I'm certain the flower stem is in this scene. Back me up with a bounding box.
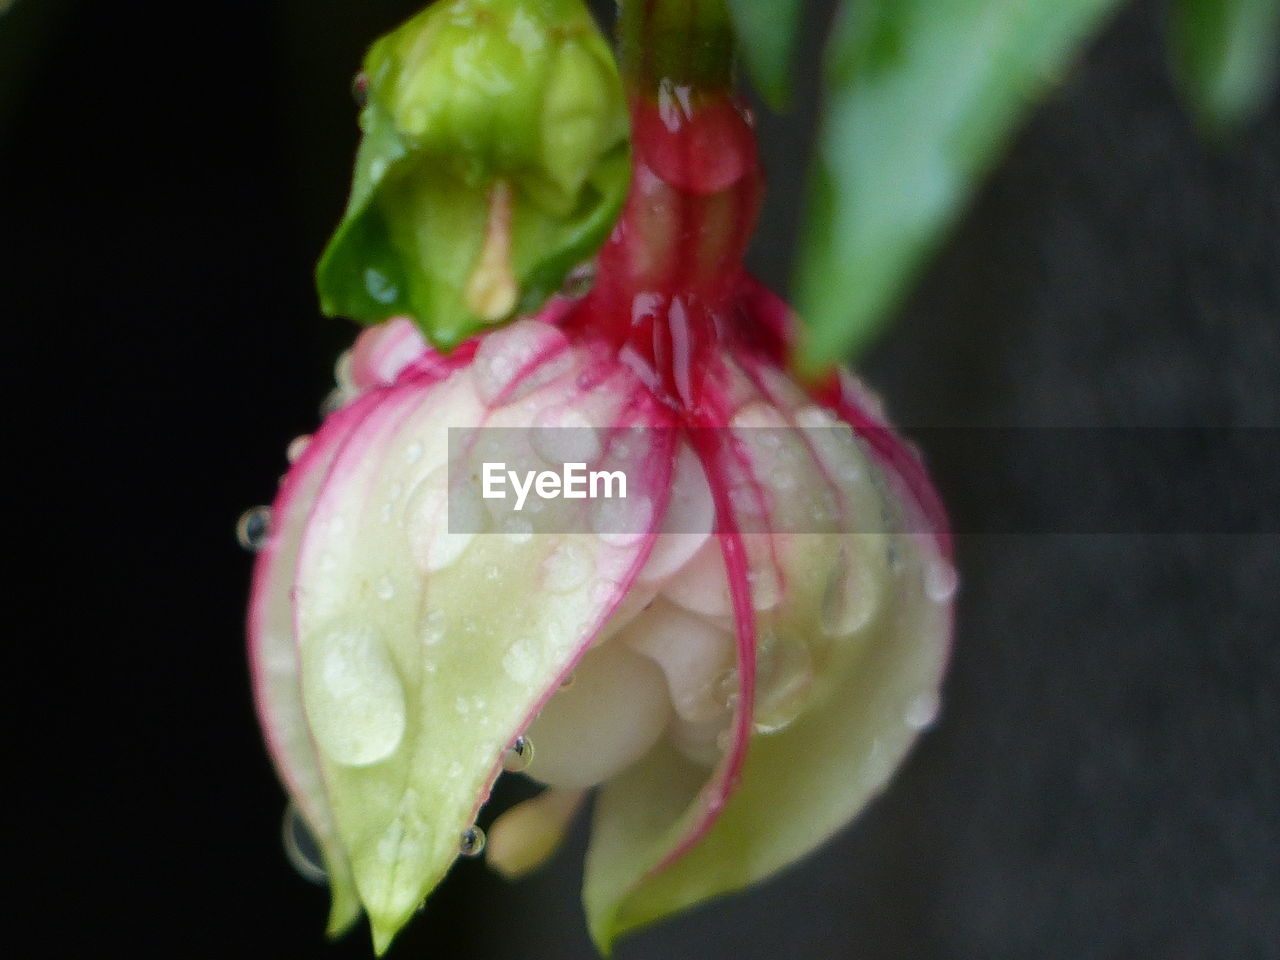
[617,0,736,97]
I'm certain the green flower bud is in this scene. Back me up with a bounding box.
[317,0,630,349]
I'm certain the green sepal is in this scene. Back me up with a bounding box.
[316,0,630,350]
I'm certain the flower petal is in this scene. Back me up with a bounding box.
[583,360,953,951]
[291,338,675,951]
[248,393,385,935]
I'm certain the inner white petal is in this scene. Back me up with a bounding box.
[620,598,734,723]
[525,641,671,789]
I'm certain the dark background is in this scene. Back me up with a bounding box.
[3,0,1277,958]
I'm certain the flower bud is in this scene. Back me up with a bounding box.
[316,0,630,349]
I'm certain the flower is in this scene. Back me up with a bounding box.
[246,18,954,956]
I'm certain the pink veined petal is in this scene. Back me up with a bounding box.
[830,379,953,559]
[348,317,431,391]
[289,329,680,948]
[584,340,954,952]
[247,388,388,934]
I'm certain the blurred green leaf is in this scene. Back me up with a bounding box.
[793,0,1121,372]
[1170,0,1280,134]
[725,0,804,106]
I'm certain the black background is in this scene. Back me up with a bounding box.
[3,1,1277,958]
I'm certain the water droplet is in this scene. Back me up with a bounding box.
[404,441,423,464]
[459,826,486,858]
[592,494,653,548]
[559,672,576,690]
[471,320,573,405]
[281,803,327,886]
[236,506,271,551]
[301,618,406,766]
[501,735,534,773]
[503,639,539,683]
[821,544,879,637]
[714,667,739,710]
[904,691,941,731]
[351,71,369,107]
[560,262,596,298]
[319,387,345,418]
[752,629,814,734]
[500,515,534,543]
[407,467,481,572]
[286,435,312,464]
[375,576,395,601]
[334,350,354,390]
[543,541,593,593]
[419,611,445,650]
[923,557,959,604]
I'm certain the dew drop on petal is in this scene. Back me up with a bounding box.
[923,556,959,604]
[334,350,354,390]
[319,387,345,418]
[531,407,601,463]
[501,735,534,773]
[407,467,480,572]
[236,506,271,552]
[500,515,534,543]
[281,803,327,886]
[560,261,596,299]
[286,435,312,464]
[302,619,406,766]
[753,629,815,734]
[471,321,573,406]
[904,691,941,731]
[543,541,594,593]
[420,610,446,650]
[459,826,486,858]
[821,543,880,637]
[592,494,652,548]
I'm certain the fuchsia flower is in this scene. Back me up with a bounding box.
[246,2,954,953]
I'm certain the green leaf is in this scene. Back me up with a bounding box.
[1170,0,1280,134]
[725,0,805,107]
[793,0,1121,372]
[316,0,630,350]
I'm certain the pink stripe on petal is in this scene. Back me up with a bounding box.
[247,389,387,855]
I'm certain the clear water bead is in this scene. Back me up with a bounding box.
[319,387,346,418]
[923,557,959,604]
[281,804,327,885]
[236,506,271,552]
[285,434,311,464]
[501,735,534,773]
[904,691,941,731]
[561,262,596,298]
[459,826,487,858]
